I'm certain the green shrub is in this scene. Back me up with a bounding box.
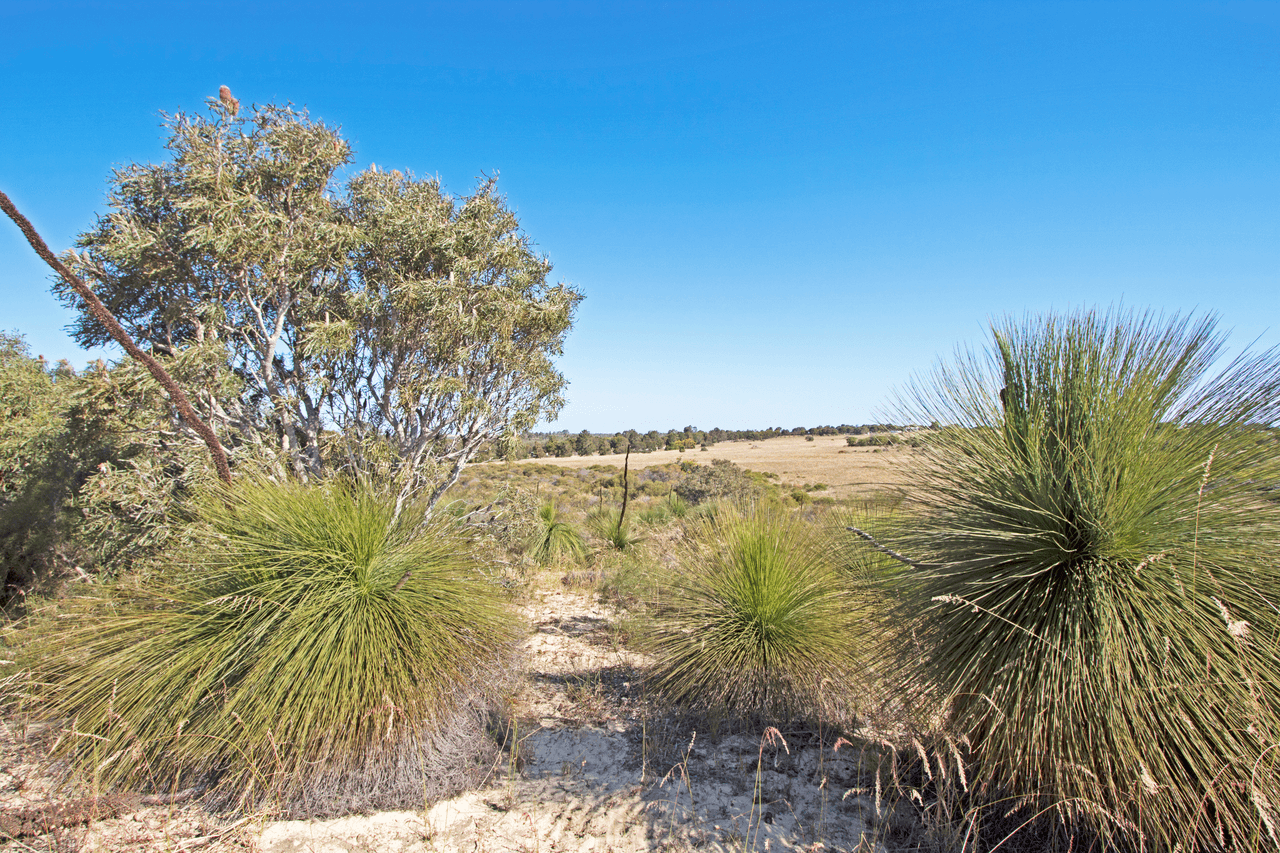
[525,501,588,565]
[24,479,518,816]
[0,335,80,600]
[645,506,864,722]
[635,479,672,498]
[636,493,692,528]
[846,433,898,447]
[889,308,1280,850]
[675,458,761,505]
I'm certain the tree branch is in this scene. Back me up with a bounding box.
[1,189,233,486]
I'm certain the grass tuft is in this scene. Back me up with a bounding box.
[23,478,518,816]
[525,501,588,565]
[644,505,866,723]
[587,507,641,551]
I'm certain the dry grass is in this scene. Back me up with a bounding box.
[492,435,915,500]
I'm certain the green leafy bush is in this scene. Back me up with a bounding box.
[675,458,762,505]
[0,334,79,599]
[25,479,518,816]
[889,309,1280,850]
[645,506,864,722]
[789,488,812,505]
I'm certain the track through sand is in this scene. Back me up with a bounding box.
[254,590,895,853]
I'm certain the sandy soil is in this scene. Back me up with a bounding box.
[254,590,899,853]
[2,587,906,852]
[501,436,916,501]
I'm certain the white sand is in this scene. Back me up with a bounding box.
[253,590,897,853]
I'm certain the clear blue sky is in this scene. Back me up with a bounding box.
[3,1,1277,432]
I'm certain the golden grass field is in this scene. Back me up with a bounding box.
[504,434,914,500]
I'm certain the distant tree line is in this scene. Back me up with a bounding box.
[500,423,915,459]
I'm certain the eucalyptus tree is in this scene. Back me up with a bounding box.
[336,168,580,510]
[59,96,580,512]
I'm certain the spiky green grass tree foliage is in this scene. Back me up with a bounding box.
[890,308,1280,851]
[587,507,641,551]
[526,501,588,565]
[646,506,866,722]
[637,494,690,528]
[26,480,518,816]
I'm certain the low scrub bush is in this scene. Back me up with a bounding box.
[846,433,900,447]
[645,506,865,723]
[525,501,588,565]
[638,494,692,527]
[23,479,519,816]
[674,458,762,506]
[888,308,1280,850]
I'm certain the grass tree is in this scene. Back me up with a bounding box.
[526,501,588,565]
[646,506,866,723]
[587,507,642,551]
[24,479,518,816]
[887,308,1280,850]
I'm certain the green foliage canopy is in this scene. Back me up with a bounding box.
[59,98,581,510]
[0,334,75,595]
[0,334,127,597]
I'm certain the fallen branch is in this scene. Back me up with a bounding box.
[845,526,933,571]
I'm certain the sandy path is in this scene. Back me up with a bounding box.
[254,591,897,853]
